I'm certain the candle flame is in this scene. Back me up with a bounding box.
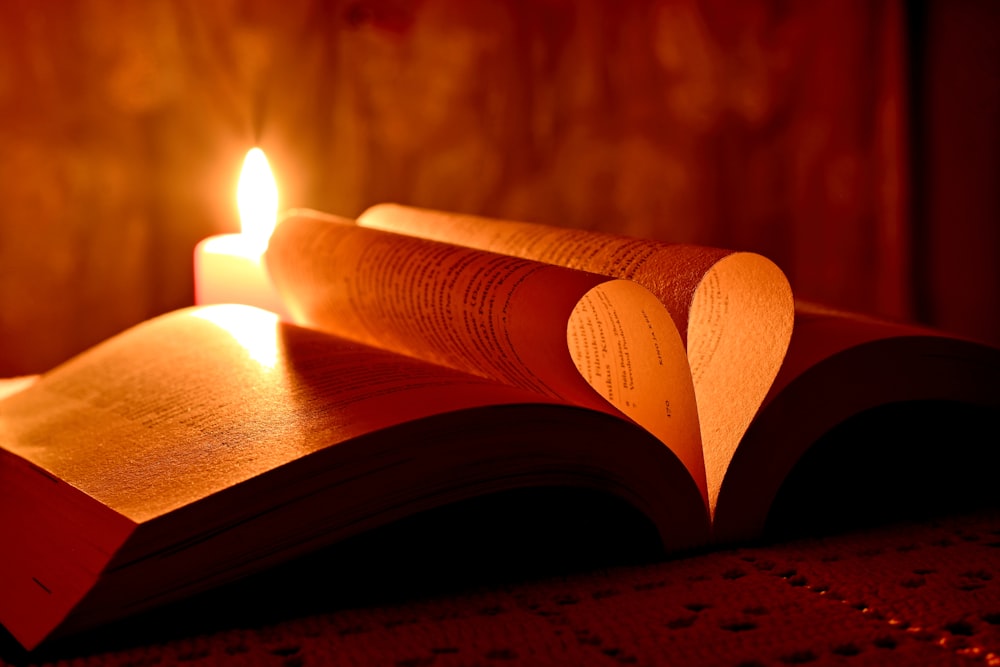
[237,147,278,252]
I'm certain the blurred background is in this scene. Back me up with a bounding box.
[0,0,996,375]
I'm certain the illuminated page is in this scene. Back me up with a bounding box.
[266,212,706,500]
[0,376,37,400]
[357,204,794,513]
[0,306,562,649]
[0,306,569,524]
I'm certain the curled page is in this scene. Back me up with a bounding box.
[266,211,706,502]
[357,205,794,513]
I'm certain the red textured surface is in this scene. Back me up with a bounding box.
[5,509,1000,666]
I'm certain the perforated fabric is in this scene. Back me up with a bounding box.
[3,510,999,666]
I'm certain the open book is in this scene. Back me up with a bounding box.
[2,206,998,650]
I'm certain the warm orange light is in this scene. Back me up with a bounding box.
[192,305,281,369]
[237,147,278,252]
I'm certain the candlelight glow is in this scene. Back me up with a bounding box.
[193,305,281,369]
[237,147,278,252]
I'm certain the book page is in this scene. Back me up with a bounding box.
[0,306,572,523]
[357,204,793,512]
[266,212,706,498]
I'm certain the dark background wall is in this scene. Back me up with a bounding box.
[0,0,996,375]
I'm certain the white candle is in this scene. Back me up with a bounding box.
[194,148,289,318]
